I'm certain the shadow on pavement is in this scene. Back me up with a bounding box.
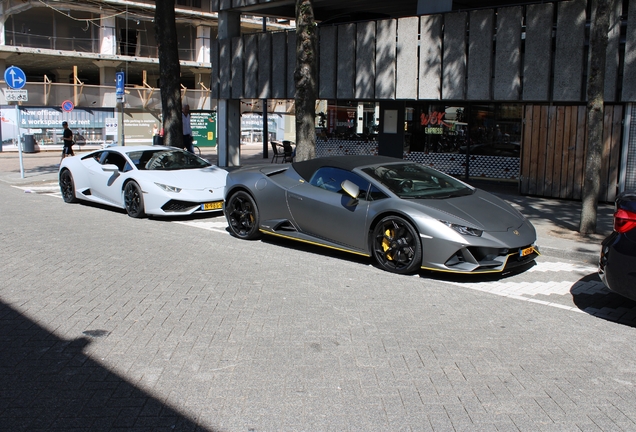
[62,200,227,221]
[257,234,538,281]
[570,273,636,328]
[24,163,60,175]
[0,300,214,431]
[260,235,372,268]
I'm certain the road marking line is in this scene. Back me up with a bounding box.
[175,220,228,234]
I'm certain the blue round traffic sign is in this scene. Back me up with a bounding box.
[62,100,75,112]
[4,66,26,90]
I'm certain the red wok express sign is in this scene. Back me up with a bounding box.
[420,111,454,135]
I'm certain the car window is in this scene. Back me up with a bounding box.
[309,167,372,200]
[362,163,474,199]
[81,151,104,163]
[102,152,128,172]
[144,149,211,171]
[368,185,388,201]
[127,150,163,170]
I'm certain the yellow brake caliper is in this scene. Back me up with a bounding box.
[382,228,394,261]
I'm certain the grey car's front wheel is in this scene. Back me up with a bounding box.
[59,169,78,203]
[371,216,422,274]
[225,190,261,239]
[123,181,146,218]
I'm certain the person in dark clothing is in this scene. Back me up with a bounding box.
[182,104,194,153]
[61,121,74,161]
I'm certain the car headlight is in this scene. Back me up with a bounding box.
[440,220,483,237]
[155,182,182,193]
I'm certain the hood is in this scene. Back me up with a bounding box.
[145,166,228,190]
[411,189,527,232]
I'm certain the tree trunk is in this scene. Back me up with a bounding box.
[294,0,317,161]
[155,0,183,149]
[580,0,611,234]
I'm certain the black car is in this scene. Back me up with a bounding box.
[599,191,636,300]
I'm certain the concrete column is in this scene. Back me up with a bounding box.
[93,60,121,85]
[100,16,116,55]
[217,11,241,167]
[93,60,121,106]
[54,69,73,83]
[0,2,5,46]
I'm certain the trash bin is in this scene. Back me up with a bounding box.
[23,135,36,153]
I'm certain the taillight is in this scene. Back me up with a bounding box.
[614,209,636,233]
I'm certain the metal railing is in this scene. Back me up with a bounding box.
[0,80,216,111]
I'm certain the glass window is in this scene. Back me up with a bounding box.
[467,104,522,157]
[81,151,104,163]
[404,103,522,159]
[405,104,468,154]
[102,152,128,172]
[143,149,211,171]
[309,167,372,200]
[318,100,378,141]
[362,163,474,199]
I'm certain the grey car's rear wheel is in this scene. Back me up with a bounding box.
[371,216,422,274]
[59,169,78,203]
[124,181,146,218]
[225,190,261,239]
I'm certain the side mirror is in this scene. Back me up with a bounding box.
[101,164,119,173]
[341,179,360,206]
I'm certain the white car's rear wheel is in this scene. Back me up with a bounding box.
[59,169,78,203]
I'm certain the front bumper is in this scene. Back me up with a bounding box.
[423,243,540,273]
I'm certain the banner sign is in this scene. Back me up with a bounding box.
[191,111,216,147]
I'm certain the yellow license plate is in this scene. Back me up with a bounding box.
[520,246,534,257]
[202,201,223,211]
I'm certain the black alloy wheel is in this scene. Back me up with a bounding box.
[225,191,261,239]
[371,216,422,274]
[123,181,146,218]
[60,169,78,203]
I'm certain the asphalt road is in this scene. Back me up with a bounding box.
[1,168,636,431]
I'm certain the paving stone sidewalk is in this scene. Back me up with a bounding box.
[1,165,635,431]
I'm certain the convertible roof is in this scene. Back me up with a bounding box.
[292,155,403,181]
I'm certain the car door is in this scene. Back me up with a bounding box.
[287,167,371,251]
[87,150,131,207]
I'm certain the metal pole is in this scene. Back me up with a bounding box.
[262,17,268,159]
[17,119,24,177]
[120,100,125,146]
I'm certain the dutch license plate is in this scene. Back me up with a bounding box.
[202,201,223,211]
[520,246,534,257]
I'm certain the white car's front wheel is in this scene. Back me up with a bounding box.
[123,181,146,218]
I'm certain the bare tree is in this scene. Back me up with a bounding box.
[294,0,317,161]
[580,0,611,234]
[155,0,183,149]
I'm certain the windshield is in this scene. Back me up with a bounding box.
[129,150,211,171]
[362,162,474,199]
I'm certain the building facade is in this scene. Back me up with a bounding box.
[2,0,635,201]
